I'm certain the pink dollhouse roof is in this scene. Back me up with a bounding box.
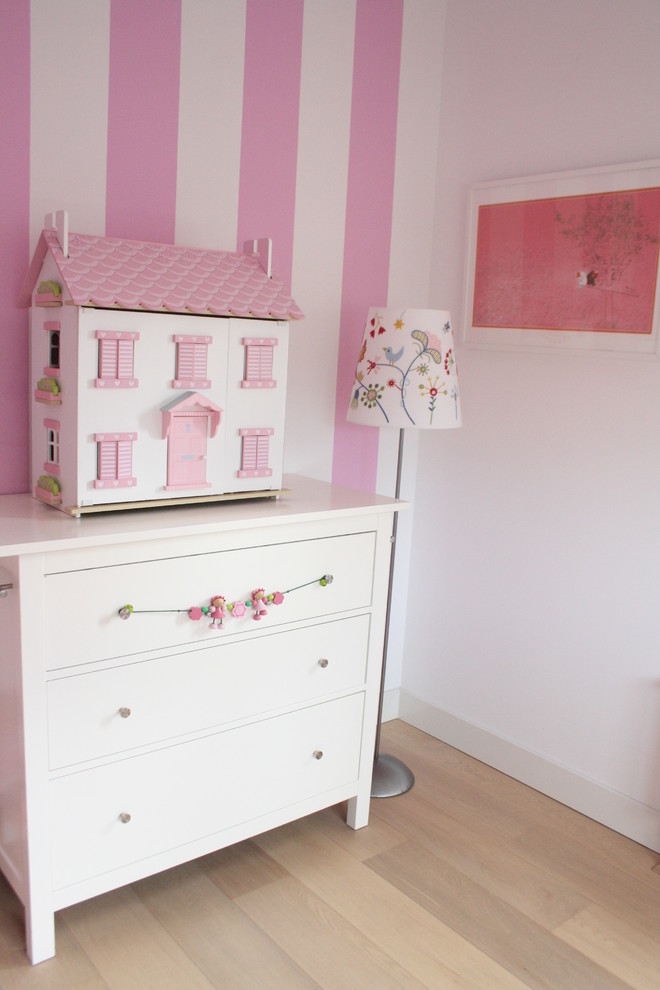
[19,229,304,320]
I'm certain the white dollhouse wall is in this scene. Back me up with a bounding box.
[76,309,288,508]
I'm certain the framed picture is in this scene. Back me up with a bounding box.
[462,160,660,356]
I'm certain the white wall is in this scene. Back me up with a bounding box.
[401,0,660,850]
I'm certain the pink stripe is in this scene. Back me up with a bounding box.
[332,0,403,492]
[237,0,304,293]
[0,0,30,493]
[106,0,181,243]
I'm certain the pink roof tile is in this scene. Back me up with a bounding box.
[19,230,304,320]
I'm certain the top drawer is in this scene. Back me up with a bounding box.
[45,532,375,669]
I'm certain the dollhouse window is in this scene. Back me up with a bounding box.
[237,428,273,478]
[173,335,212,389]
[49,330,60,368]
[94,433,137,489]
[242,337,277,389]
[44,321,60,372]
[44,419,60,474]
[95,331,139,388]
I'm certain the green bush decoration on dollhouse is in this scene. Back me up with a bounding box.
[37,475,60,496]
[37,377,60,396]
[37,280,61,297]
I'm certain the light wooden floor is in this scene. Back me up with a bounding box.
[1,720,659,988]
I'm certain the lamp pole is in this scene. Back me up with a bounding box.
[371,427,415,797]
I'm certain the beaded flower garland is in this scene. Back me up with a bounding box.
[118,574,333,629]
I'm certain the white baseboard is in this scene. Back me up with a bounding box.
[396,690,660,854]
[381,687,400,723]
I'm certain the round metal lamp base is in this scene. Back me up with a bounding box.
[371,753,414,798]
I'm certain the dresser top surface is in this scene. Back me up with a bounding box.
[0,476,405,557]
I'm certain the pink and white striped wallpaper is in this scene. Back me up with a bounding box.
[0,0,444,496]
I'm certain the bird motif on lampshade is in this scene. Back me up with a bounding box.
[347,308,461,430]
[383,344,405,365]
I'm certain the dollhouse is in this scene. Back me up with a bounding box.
[19,212,303,514]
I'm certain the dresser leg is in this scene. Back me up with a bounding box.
[346,792,370,830]
[26,905,56,965]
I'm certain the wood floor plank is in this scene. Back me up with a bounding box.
[60,885,216,990]
[554,903,660,990]
[311,801,407,860]
[135,856,319,990]
[383,721,660,888]
[237,874,428,990]
[196,838,289,900]
[370,789,589,930]
[253,818,531,989]
[367,838,632,990]
[510,823,660,941]
[376,748,529,843]
[0,926,109,990]
[383,724,581,840]
[0,875,27,953]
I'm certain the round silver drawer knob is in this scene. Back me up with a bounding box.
[118,707,132,719]
[318,658,329,668]
[313,750,324,761]
[119,812,132,824]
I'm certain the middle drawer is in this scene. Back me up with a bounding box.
[47,614,370,769]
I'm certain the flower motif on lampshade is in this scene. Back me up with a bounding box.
[347,308,461,429]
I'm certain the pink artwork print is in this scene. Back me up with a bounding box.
[473,187,660,334]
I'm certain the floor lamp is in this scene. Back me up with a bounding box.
[346,307,462,797]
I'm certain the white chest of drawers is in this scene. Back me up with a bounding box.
[0,476,402,964]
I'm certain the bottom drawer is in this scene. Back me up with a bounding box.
[50,692,364,890]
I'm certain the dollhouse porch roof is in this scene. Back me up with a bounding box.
[161,391,223,439]
[19,229,304,320]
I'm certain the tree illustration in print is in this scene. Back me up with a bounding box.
[555,193,660,330]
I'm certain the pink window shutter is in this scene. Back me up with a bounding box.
[245,345,260,379]
[256,434,270,469]
[261,348,274,379]
[245,344,273,380]
[94,432,137,489]
[96,332,138,388]
[238,429,272,478]
[242,435,258,471]
[116,440,133,479]
[98,440,117,480]
[177,341,207,379]
[116,339,134,379]
[177,341,194,379]
[99,338,118,379]
[192,342,207,378]
[242,341,276,389]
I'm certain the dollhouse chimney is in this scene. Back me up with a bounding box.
[243,238,272,279]
[44,210,69,258]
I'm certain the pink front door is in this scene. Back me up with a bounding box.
[167,413,209,487]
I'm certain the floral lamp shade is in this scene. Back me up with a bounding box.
[347,308,461,429]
